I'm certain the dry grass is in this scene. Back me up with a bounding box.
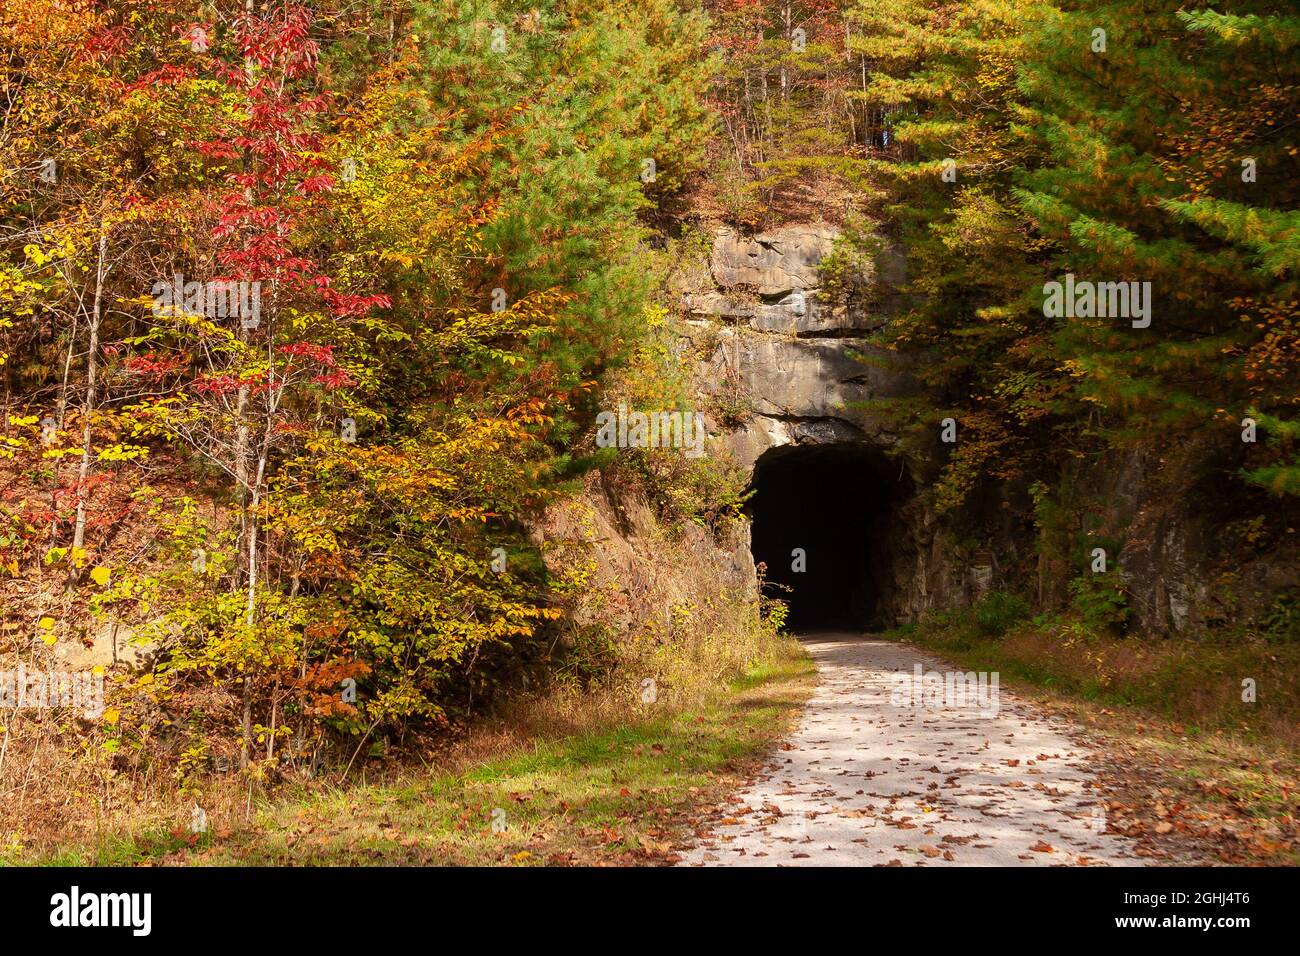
[992,624,1300,746]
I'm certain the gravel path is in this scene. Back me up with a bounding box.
[682,636,1148,867]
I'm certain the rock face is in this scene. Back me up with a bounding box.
[54,621,157,671]
[682,222,915,471]
[681,222,975,627]
[1104,443,1297,635]
[709,224,833,294]
[682,290,879,336]
[680,223,1252,636]
[535,473,759,652]
[683,223,886,339]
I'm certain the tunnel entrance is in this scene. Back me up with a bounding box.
[749,443,910,633]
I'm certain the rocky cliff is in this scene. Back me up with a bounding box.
[673,222,1289,637]
[674,222,983,627]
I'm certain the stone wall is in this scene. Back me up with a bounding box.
[674,222,1285,636]
[679,223,916,471]
[676,222,982,626]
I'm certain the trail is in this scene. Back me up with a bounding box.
[682,637,1158,867]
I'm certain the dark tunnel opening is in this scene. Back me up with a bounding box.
[749,443,910,634]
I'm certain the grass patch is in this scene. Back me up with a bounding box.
[894,607,1300,742]
[11,639,814,866]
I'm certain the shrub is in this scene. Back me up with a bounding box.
[1068,576,1130,633]
[1258,590,1300,644]
[973,591,1031,637]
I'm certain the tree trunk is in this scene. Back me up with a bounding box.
[70,233,107,573]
